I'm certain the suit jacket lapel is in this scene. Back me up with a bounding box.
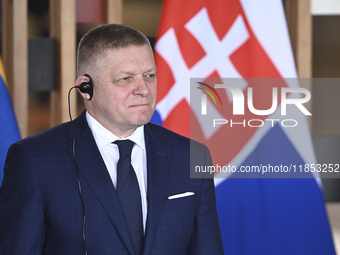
[67,112,135,255]
[142,124,172,255]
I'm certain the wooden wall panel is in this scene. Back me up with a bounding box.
[104,0,123,24]
[284,0,313,130]
[50,0,77,126]
[285,0,312,78]
[2,0,28,137]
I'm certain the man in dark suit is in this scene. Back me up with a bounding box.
[0,24,223,254]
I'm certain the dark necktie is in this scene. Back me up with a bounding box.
[114,140,143,255]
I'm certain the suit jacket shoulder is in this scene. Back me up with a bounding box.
[14,111,87,151]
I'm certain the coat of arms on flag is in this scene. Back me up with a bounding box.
[152,0,336,254]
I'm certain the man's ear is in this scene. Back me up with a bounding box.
[76,75,93,100]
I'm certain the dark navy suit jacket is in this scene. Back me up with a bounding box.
[0,111,223,254]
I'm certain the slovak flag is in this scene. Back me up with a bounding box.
[0,55,21,185]
[152,0,336,254]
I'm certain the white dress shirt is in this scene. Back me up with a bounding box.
[86,112,148,231]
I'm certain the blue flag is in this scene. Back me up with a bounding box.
[0,57,21,184]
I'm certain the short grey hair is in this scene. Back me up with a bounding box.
[77,23,152,77]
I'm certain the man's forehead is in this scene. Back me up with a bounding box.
[95,47,154,73]
[104,44,152,54]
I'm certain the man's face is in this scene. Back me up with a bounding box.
[86,45,157,137]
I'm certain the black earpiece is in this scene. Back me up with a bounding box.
[78,74,93,100]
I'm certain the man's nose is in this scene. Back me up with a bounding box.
[133,77,150,96]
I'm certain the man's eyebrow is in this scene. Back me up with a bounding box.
[116,68,157,76]
[145,67,157,73]
[114,71,135,76]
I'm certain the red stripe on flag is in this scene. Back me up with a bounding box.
[163,100,190,137]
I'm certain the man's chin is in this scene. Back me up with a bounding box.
[132,116,153,127]
[135,110,155,124]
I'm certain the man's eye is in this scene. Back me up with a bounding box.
[145,74,156,79]
[114,76,132,86]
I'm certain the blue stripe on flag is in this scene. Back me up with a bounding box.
[150,109,163,126]
[215,124,336,255]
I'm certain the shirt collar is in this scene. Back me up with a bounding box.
[86,111,145,151]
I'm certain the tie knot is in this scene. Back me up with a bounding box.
[114,139,134,157]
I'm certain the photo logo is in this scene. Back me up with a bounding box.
[196,82,222,115]
[194,79,312,129]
